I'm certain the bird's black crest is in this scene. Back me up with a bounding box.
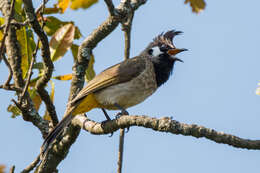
[153,30,182,48]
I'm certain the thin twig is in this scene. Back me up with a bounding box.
[122,12,134,60]
[9,165,15,173]
[0,84,22,91]
[117,128,125,173]
[2,54,13,87]
[117,3,134,172]
[21,154,40,173]
[0,0,15,59]
[104,0,115,15]
[35,0,49,15]
[11,99,23,112]
[20,39,40,100]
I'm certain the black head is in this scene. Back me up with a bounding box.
[144,30,187,87]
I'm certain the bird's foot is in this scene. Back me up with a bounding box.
[115,109,129,119]
[101,119,113,137]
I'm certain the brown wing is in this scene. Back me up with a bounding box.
[70,56,146,105]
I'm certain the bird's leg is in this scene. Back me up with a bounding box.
[100,108,113,137]
[101,108,111,121]
[114,103,130,132]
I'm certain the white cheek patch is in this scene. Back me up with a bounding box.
[152,46,163,57]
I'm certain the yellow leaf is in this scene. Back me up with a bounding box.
[43,81,55,121]
[70,0,98,10]
[256,82,260,95]
[7,105,22,118]
[53,74,73,80]
[0,17,4,41]
[44,6,61,14]
[184,0,206,13]
[85,54,96,82]
[50,23,75,62]
[58,0,70,13]
[29,88,42,111]
[0,165,5,173]
[50,81,55,102]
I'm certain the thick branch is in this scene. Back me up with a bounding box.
[73,114,260,150]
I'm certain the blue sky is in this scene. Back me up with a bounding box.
[1,0,260,172]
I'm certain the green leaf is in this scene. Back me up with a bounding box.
[71,43,79,60]
[184,0,206,13]
[33,62,44,70]
[16,27,36,78]
[44,16,68,36]
[44,16,82,40]
[7,105,22,118]
[85,54,96,82]
[50,23,75,62]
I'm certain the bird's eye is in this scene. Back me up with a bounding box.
[160,45,168,52]
[148,49,153,55]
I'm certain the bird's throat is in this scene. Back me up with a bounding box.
[151,55,175,87]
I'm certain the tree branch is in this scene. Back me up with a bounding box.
[37,1,147,172]
[23,0,58,126]
[73,114,260,150]
[21,154,40,173]
[0,0,49,137]
[117,128,125,173]
[104,0,115,15]
[0,0,15,60]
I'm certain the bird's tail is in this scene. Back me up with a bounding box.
[40,113,74,160]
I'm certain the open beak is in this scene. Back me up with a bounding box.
[167,48,188,56]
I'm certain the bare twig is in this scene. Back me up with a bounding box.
[11,99,24,112]
[122,12,134,60]
[74,114,260,150]
[0,84,22,92]
[117,1,135,172]
[35,0,49,15]
[9,165,15,173]
[104,0,115,15]
[21,154,40,173]
[117,129,125,173]
[0,0,15,60]
[2,54,13,87]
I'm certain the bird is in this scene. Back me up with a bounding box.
[40,30,187,159]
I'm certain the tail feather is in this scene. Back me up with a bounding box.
[40,113,74,160]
